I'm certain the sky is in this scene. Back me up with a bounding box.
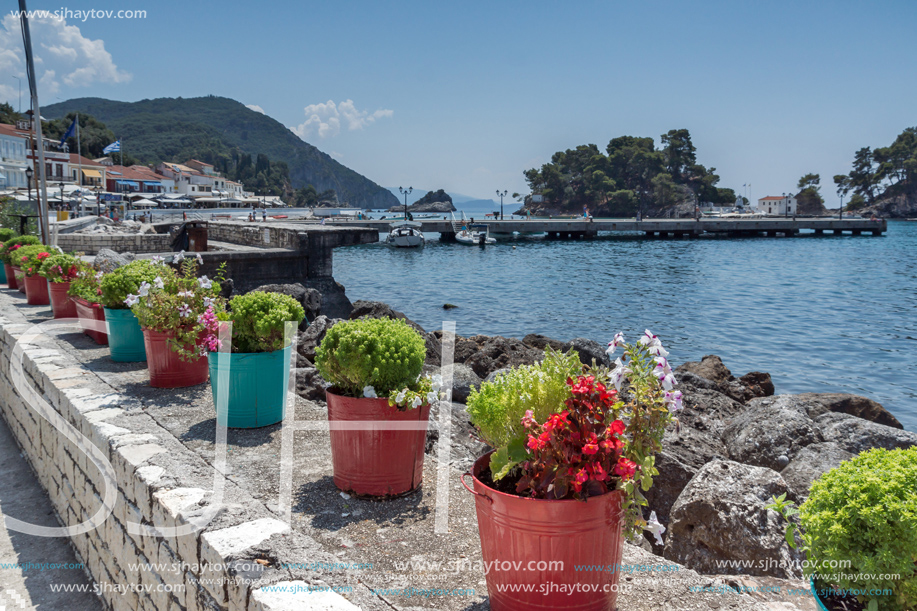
[2,0,915,204]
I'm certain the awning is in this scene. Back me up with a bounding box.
[81,168,102,178]
[116,180,139,187]
[142,180,162,186]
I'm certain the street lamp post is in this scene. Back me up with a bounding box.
[25,166,33,203]
[399,186,412,220]
[496,189,507,220]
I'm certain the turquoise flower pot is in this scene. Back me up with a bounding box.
[208,346,291,428]
[0,264,6,284]
[104,308,147,362]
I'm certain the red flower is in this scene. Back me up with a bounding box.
[582,442,599,455]
[589,461,608,481]
[36,252,50,260]
[613,458,637,480]
[609,420,626,436]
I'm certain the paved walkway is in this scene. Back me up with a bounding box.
[0,413,103,611]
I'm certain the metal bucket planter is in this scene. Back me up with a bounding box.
[143,328,208,388]
[325,390,430,497]
[3,263,15,289]
[23,274,50,306]
[462,452,626,611]
[49,282,78,319]
[104,308,147,362]
[0,263,5,284]
[72,297,108,345]
[208,347,291,428]
[12,267,25,294]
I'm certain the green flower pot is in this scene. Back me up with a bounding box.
[104,308,148,362]
[208,346,291,428]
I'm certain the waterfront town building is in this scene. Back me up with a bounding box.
[0,123,29,189]
[757,195,797,215]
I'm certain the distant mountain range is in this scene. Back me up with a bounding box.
[386,188,499,211]
[43,96,399,209]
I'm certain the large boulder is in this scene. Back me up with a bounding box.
[780,442,854,501]
[522,334,566,351]
[792,393,902,429]
[663,460,803,578]
[93,248,134,272]
[722,396,823,471]
[675,355,735,385]
[254,283,322,329]
[564,337,611,368]
[815,411,917,454]
[643,450,694,539]
[463,336,543,379]
[296,315,341,364]
[738,371,775,399]
[294,367,328,402]
[450,363,482,403]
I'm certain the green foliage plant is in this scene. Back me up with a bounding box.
[314,317,428,405]
[0,228,16,244]
[100,259,175,309]
[15,244,53,277]
[769,447,917,611]
[67,262,103,303]
[220,291,304,353]
[39,253,82,283]
[1,235,41,265]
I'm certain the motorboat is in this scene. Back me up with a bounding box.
[386,221,425,248]
[456,223,496,245]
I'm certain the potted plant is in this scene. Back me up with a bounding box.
[314,317,439,497]
[130,255,222,388]
[462,334,681,611]
[0,228,14,284]
[769,447,917,611]
[203,291,304,428]
[100,260,173,362]
[39,252,81,319]
[2,234,41,291]
[68,262,108,345]
[16,244,53,305]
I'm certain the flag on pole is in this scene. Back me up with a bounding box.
[103,140,121,154]
[60,117,77,147]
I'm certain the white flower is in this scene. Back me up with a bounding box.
[179,304,192,318]
[196,253,203,264]
[644,511,666,546]
[172,250,186,263]
[638,329,657,347]
[152,255,164,264]
[94,271,104,281]
[153,276,164,289]
[362,386,377,399]
[426,391,438,404]
[606,332,625,357]
[178,290,193,298]
[198,275,212,289]
[395,389,407,403]
[411,396,423,409]
[430,374,443,392]
[124,294,139,307]
[610,358,631,391]
[203,297,214,308]
[137,281,151,297]
[663,390,684,412]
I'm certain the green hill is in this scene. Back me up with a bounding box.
[43,96,398,209]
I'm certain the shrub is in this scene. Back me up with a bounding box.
[67,262,103,303]
[15,244,53,277]
[1,235,41,265]
[39,253,81,283]
[100,259,174,309]
[315,317,426,398]
[0,228,15,243]
[220,291,304,353]
[799,447,917,611]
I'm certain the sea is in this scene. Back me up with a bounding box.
[332,205,917,433]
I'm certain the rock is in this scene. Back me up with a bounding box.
[643,449,694,535]
[218,277,234,300]
[348,300,442,366]
[254,283,322,329]
[776,455,789,469]
[815,411,917,454]
[302,277,352,320]
[450,364,482,403]
[294,367,328,402]
[564,337,611,367]
[296,315,341,363]
[442,303,458,310]
[93,248,133,272]
[522,334,567,351]
[483,368,511,385]
[792,392,902,429]
[425,401,487,470]
[675,355,735,385]
[723,396,823,471]
[674,371,719,392]
[739,372,775,398]
[461,335,544,379]
[780,442,854,501]
[663,460,803,578]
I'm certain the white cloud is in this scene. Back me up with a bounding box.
[290,99,393,139]
[246,104,265,114]
[329,151,344,160]
[0,14,130,105]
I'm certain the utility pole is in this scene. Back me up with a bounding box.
[19,0,50,244]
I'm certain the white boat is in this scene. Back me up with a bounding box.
[456,223,496,245]
[386,221,425,248]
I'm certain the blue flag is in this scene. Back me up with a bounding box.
[103,140,121,154]
[60,117,77,147]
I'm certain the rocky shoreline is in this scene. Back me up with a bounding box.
[282,292,916,583]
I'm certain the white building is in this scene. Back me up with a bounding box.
[157,162,213,196]
[0,123,29,189]
[757,195,797,216]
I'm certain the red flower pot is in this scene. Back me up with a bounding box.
[142,328,208,388]
[72,296,108,345]
[12,267,25,294]
[4,263,17,290]
[23,274,50,306]
[326,390,430,497]
[49,282,78,319]
[463,452,625,611]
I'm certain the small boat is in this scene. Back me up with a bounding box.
[386,221,425,248]
[456,223,496,245]
[271,214,288,219]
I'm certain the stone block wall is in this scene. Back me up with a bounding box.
[56,233,174,255]
[0,299,357,610]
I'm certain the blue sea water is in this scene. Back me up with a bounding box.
[333,220,917,432]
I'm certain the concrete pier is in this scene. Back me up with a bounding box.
[318,217,887,240]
